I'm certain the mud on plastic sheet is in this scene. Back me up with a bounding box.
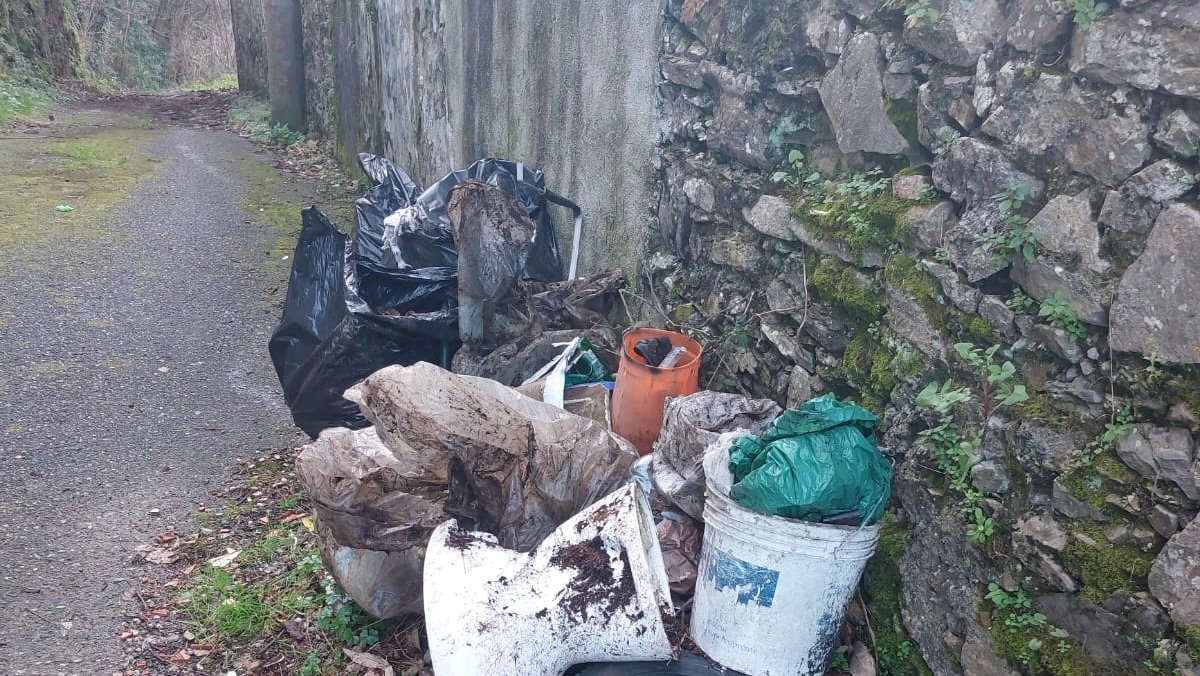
[347,362,640,552]
[652,391,781,520]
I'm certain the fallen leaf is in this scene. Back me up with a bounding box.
[343,649,393,675]
[150,608,171,618]
[233,654,262,672]
[168,649,192,663]
[144,548,177,565]
[300,516,315,532]
[280,512,308,524]
[207,549,240,568]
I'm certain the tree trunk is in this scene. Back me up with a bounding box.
[229,0,268,96]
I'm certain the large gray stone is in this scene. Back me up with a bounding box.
[1155,110,1200,158]
[745,194,799,242]
[806,0,854,55]
[932,137,1044,209]
[803,305,853,353]
[1036,594,1149,668]
[1149,514,1200,624]
[1014,420,1084,474]
[970,460,1011,494]
[1027,323,1084,363]
[979,295,1017,338]
[1014,514,1068,552]
[1110,204,1200,364]
[961,639,1019,676]
[1098,187,1165,238]
[923,260,981,312]
[708,235,763,270]
[885,284,946,360]
[761,315,809,366]
[1026,191,1106,274]
[981,73,1151,186]
[944,207,1006,282]
[904,0,1007,67]
[1010,255,1109,326]
[1125,160,1197,203]
[786,365,824,408]
[1150,504,1181,539]
[906,201,959,253]
[818,32,909,155]
[1070,2,1200,99]
[1052,479,1109,521]
[1006,0,1073,54]
[1115,424,1200,500]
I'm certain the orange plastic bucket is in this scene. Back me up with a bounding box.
[611,328,703,455]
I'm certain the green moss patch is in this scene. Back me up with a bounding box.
[810,255,883,320]
[862,514,934,676]
[0,113,162,264]
[231,156,306,277]
[1061,522,1154,604]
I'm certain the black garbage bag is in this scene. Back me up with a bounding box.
[269,208,458,437]
[269,154,580,438]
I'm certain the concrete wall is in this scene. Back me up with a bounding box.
[302,0,664,278]
[314,0,662,277]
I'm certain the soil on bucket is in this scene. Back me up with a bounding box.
[549,536,637,622]
[444,526,478,551]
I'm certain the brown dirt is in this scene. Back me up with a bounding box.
[548,536,638,623]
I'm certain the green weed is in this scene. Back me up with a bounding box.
[0,77,56,123]
[1038,291,1087,343]
[904,0,940,28]
[915,343,1027,537]
[1071,0,1109,28]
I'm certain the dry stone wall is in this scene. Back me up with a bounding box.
[651,0,1200,674]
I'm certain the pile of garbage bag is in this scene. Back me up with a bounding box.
[277,154,895,676]
[269,154,588,438]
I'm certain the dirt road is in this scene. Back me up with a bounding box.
[0,96,315,675]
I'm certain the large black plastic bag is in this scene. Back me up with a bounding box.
[269,208,458,437]
[389,155,579,282]
[270,154,579,438]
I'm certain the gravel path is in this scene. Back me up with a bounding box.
[0,115,307,674]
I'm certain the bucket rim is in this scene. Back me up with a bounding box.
[621,327,702,370]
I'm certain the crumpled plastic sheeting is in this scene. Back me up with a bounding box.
[657,513,703,597]
[729,394,892,525]
[295,426,447,552]
[651,391,782,520]
[349,362,639,552]
[295,426,442,618]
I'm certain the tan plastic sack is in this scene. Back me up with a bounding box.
[347,362,639,551]
[295,426,447,552]
[652,391,781,520]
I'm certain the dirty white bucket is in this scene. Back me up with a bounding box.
[690,433,880,676]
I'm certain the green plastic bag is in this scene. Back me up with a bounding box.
[564,339,614,387]
[728,394,892,525]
